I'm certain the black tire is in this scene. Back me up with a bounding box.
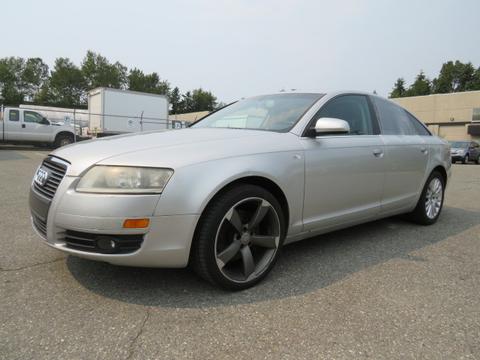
[462,154,469,164]
[475,156,479,165]
[54,133,74,148]
[407,171,445,225]
[191,184,286,290]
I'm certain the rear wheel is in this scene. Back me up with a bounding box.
[191,184,285,290]
[54,133,74,148]
[408,171,445,225]
[475,156,479,164]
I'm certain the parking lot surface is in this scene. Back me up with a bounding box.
[1,147,479,359]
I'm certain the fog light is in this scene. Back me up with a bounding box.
[97,236,117,253]
[123,218,150,228]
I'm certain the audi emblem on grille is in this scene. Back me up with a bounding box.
[34,168,49,187]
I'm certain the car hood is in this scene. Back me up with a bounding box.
[51,128,300,176]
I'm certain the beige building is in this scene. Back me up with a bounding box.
[169,111,210,124]
[392,91,480,141]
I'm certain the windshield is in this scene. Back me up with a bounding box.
[192,93,323,132]
[450,141,469,148]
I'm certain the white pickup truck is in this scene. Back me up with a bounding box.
[0,107,76,147]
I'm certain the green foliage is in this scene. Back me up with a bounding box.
[81,51,127,90]
[390,78,406,98]
[173,88,217,113]
[390,60,480,98]
[0,51,220,112]
[128,68,170,95]
[0,57,50,105]
[47,58,86,107]
[405,71,431,96]
[169,87,182,114]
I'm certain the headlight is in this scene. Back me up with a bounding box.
[76,166,173,194]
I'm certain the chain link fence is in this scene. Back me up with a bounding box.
[1,104,189,143]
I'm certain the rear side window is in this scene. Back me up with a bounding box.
[405,111,431,136]
[9,110,19,122]
[373,97,423,135]
[314,95,375,135]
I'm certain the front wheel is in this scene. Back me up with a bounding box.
[408,171,445,225]
[462,154,469,164]
[475,156,479,165]
[191,184,285,290]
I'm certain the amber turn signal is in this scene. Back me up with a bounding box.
[123,218,150,228]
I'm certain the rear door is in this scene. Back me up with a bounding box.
[4,109,23,141]
[302,94,385,231]
[372,97,431,215]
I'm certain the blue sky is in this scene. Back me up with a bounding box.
[2,0,479,102]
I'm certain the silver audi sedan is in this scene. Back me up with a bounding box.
[29,91,451,290]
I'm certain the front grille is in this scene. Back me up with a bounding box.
[64,230,144,254]
[33,157,68,200]
[32,213,47,237]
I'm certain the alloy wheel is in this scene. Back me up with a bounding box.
[425,177,443,219]
[214,197,281,283]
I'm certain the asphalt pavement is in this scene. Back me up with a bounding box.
[0,147,479,359]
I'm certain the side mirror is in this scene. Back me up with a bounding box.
[313,117,350,135]
[41,118,50,125]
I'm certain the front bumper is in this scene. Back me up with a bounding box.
[451,154,466,162]
[30,175,199,268]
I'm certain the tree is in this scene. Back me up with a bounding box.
[0,52,223,110]
[169,86,182,114]
[433,61,475,93]
[81,50,127,90]
[390,78,406,98]
[0,57,25,105]
[180,91,194,112]
[190,88,217,112]
[128,68,170,95]
[48,57,86,107]
[406,71,431,96]
[22,58,49,102]
[469,67,480,91]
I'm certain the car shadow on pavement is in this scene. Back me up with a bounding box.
[67,206,480,308]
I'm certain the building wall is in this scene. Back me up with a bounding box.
[392,91,480,141]
[169,111,210,123]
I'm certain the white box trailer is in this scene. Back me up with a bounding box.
[88,88,169,136]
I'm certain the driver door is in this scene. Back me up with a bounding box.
[301,95,385,231]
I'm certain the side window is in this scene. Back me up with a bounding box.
[24,111,45,124]
[9,110,19,122]
[373,97,417,135]
[405,111,431,136]
[314,95,374,135]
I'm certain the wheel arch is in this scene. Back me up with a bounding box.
[54,131,74,142]
[431,165,448,186]
[188,175,290,266]
[198,175,290,230]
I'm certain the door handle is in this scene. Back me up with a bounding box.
[420,147,428,154]
[373,149,384,158]
[21,124,26,128]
